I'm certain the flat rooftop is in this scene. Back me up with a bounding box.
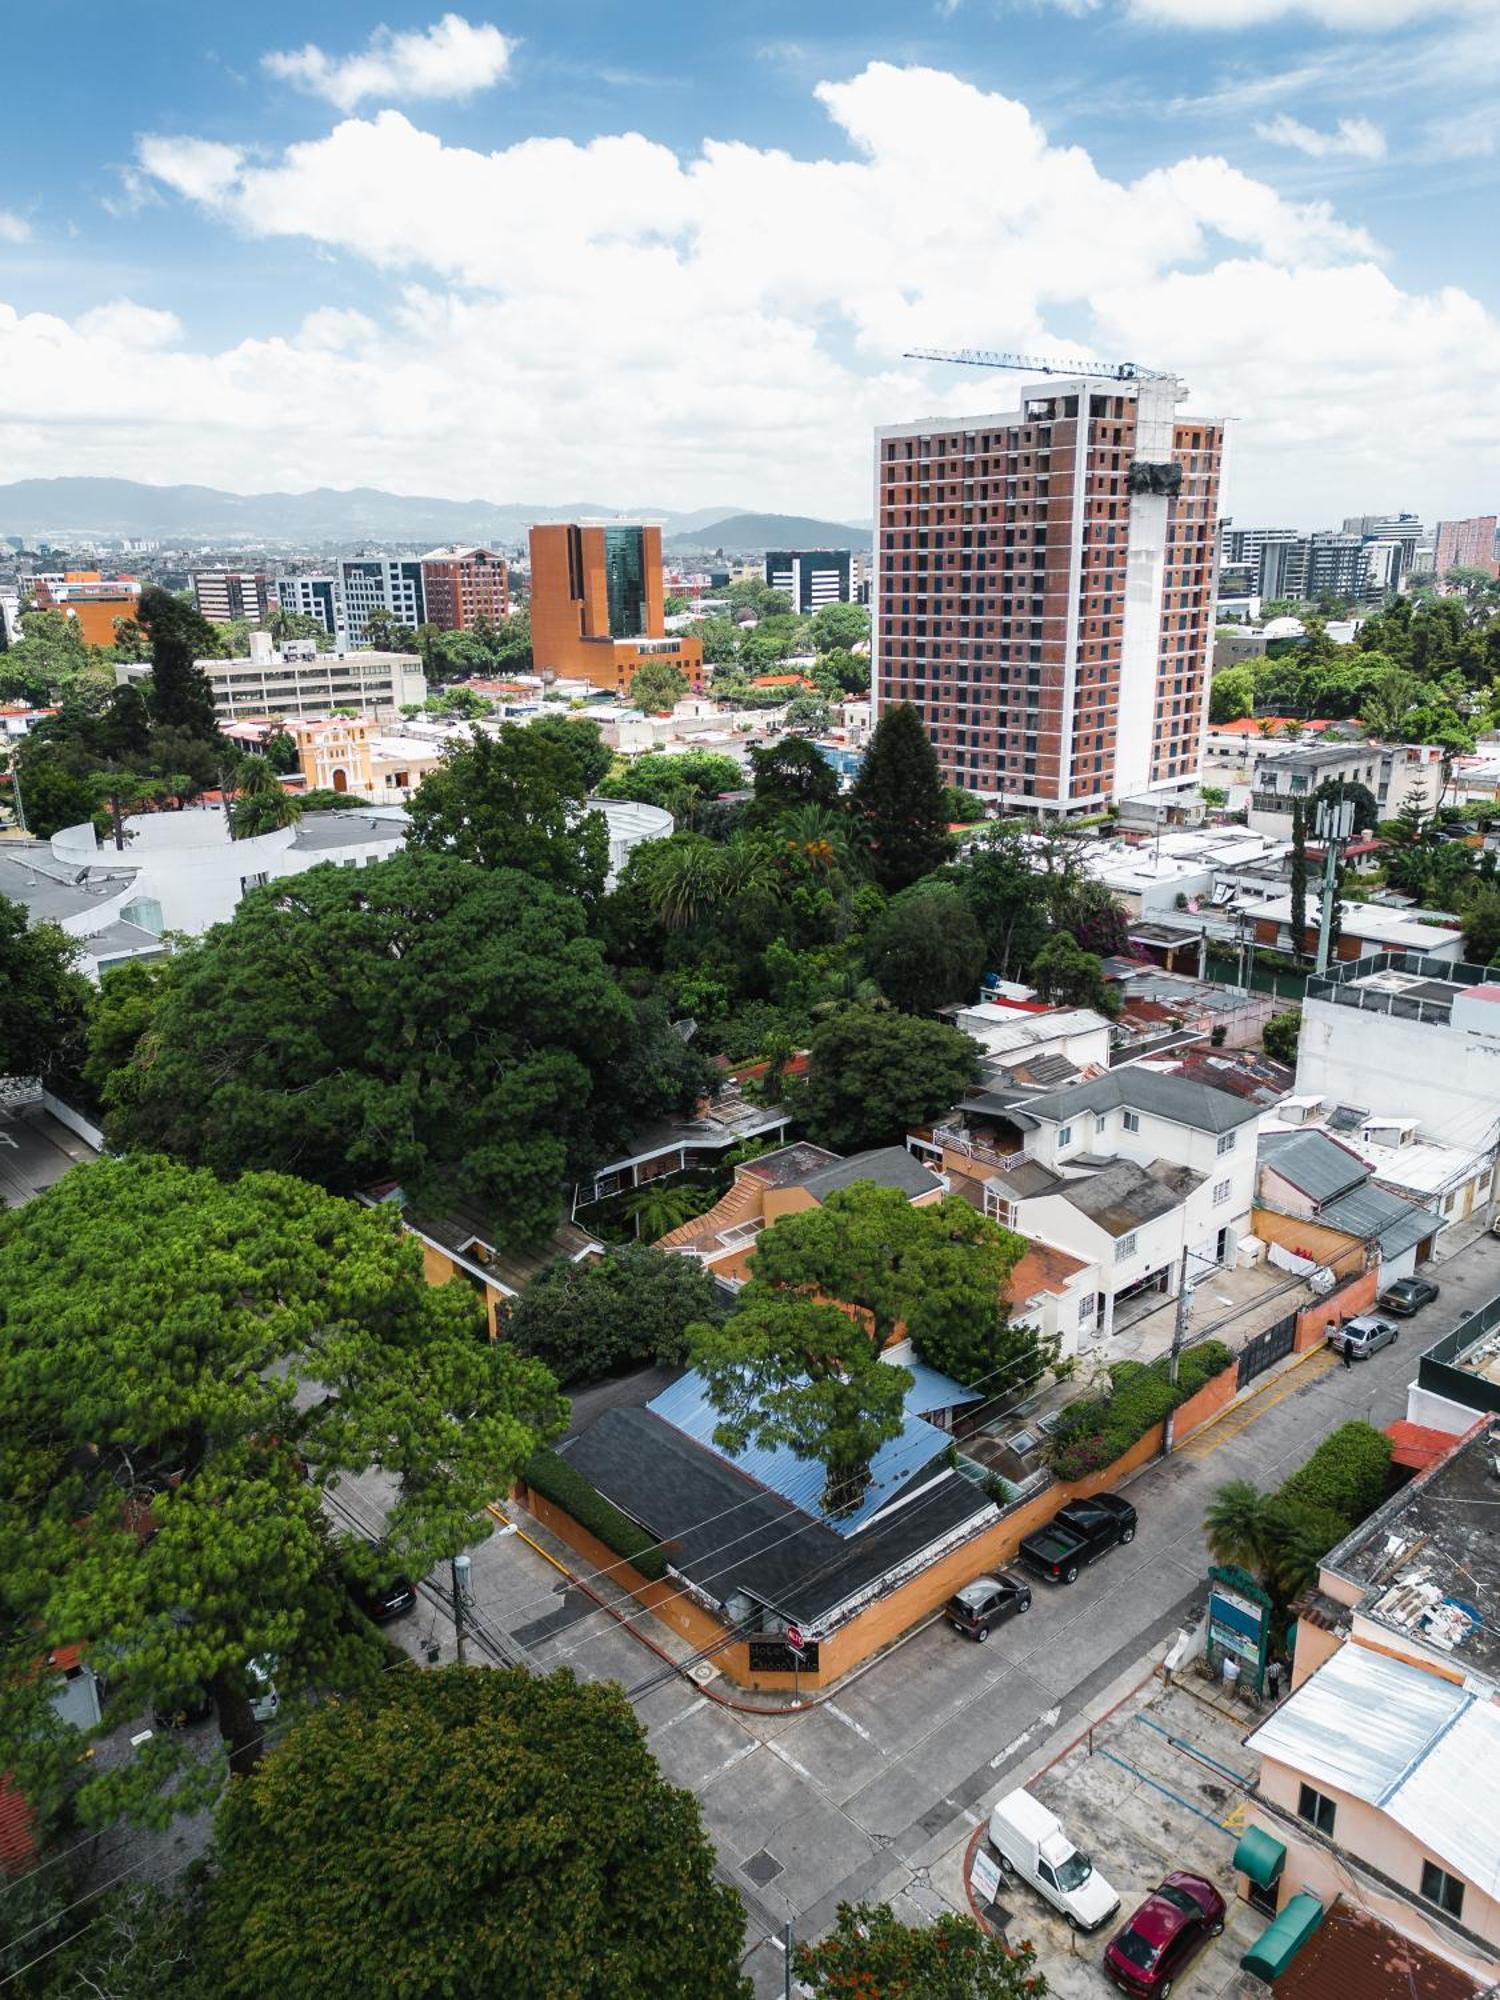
[0,1100,99,1207]
[1321,1417,1500,1680]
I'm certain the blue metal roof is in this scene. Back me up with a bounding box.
[901,1358,981,1416]
[646,1369,953,1538]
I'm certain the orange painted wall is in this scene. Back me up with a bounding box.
[415,1237,504,1337]
[1294,1266,1378,1351]
[527,522,701,694]
[67,597,139,646]
[1172,1363,1238,1438]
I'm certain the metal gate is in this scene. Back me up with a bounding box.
[1237,1312,1297,1390]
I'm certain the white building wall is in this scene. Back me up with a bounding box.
[1298,999,1500,1152]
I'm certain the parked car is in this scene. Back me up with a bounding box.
[1377,1277,1440,1318]
[946,1571,1031,1642]
[1018,1493,1137,1585]
[343,1541,417,1623]
[1104,1872,1226,1997]
[1326,1314,1399,1360]
[989,1787,1120,1932]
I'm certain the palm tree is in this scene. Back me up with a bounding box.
[1203,1479,1276,1573]
[637,837,724,931]
[622,1182,712,1242]
[777,803,853,874]
[1261,1500,1343,1600]
[230,755,302,841]
[717,836,778,902]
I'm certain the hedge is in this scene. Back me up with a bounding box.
[1046,1340,1234,1482]
[1278,1421,1392,1530]
[522,1448,669,1583]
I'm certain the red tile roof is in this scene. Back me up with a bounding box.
[1385,1421,1459,1472]
[1006,1242,1090,1304]
[1267,1899,1481,2000]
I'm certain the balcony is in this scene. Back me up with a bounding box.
[932,1125,1033,1176]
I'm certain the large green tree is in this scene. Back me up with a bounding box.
[137,586,220,740]
[798,1009,981,1153]
[405,724,608,898]
[850,703,951,890]
[523,713,613,793]
[0,896,91,1082]
[748,1182,1030,1391]
[502,1243,729,1385]
[749,736,841,816]
[1026,933,1119,1016]
[689,1291,910,1514]
[98,855,654,1244]
[629,658,690,714]
[808,602,870,653]
[202,1667,751,2000]
[0,1158,566,1824]
[865,881,984,1014]
[796,1903,1046,1999]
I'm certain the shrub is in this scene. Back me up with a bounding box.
[501,1244,727,1386]
[1046,1340,1233,1481]
[1279,1420,1392,1529]
[522,1447,668,1582]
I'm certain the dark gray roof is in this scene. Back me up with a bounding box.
[0,843,137,924]
[1259,1129,1369,1204]
[743,1142,842,1189]
[1059,1157,1203,1235]
[1019,1068,1262,1134]
[1319,1185,1438,1259]
[800,1146,943,1201]
[562,1406,991,1624]
[289,811,406,852]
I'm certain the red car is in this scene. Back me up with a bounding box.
[1103,1872,1225,1997]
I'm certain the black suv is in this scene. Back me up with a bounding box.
[342,1541,417,1623]
[1018,1493,1137,1585]
[946,1570,1032,1642]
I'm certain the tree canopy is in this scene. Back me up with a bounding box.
[404,724,609,898]
[0,895,91,1083]
[629,658,690,714]
[138,586,220,740]
[201,1667,751,2000]
[97,854,673,1244]
[0,1157,566,1825]
[796,1903,1046,1999]
[798,1010,982,1153]
[865,882,985,1014]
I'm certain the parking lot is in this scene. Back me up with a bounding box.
[965,1675,1270,1998]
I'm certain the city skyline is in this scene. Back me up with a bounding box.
[0,4,1498,525]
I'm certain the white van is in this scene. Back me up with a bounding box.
[987,1787,1120,1932]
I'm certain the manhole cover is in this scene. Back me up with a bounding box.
[984,1900,1014,1930]
[744,1849,784,1887]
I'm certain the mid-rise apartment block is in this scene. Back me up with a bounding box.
[875,372,1222,810]
[273,560,428,648]
[419,546,509,630]
[1434,515,1498,580]
[763,549,852,614]
[191,569,275,626]
[31,571,141,648]
[275,574,343,641]
[114,631,426,721]
[529,523,703,696]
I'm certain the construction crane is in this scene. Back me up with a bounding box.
[903,346,1173,384]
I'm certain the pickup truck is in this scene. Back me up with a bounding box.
[1018,1493,1137,1585]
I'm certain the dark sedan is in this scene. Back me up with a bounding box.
[1377,1277,1440,1318]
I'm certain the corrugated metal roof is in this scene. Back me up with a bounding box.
[1020,1068,1263,1134]
[1259,1129,1368,1203]
[1248,1644,1500,1886]
[647,1369,952,1538]
[1247,1643,1465,1804]
[1318,1185,1437,1257]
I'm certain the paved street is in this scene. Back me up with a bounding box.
[351,1227,1500,1997]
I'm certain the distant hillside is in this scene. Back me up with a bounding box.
[664,512,871,555]
[0,477,753,547]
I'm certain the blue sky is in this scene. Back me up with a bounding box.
[1,2,1498,524]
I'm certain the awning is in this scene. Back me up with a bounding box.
[1233,1826,1287,1890]
[1241,1894,1325,1983]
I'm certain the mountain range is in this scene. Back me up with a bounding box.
[0,478,867,551]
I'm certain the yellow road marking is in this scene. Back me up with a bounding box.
[1178,1348,1338,1461]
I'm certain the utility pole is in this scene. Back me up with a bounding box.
[8,754,25,834]
[1161,1245,1194,1457]
[1313,795,1355,977]
[451,1552,471,1666]
[782,1921,794,2000]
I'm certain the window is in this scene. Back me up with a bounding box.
[1095,1115,1107,1137]
[1123,1110,1140,1134]
[1115,1232,1138,1263]
[1213,1179,1232,1206]
[1078,1292,1097,1323]
[1058,1125,1073,1149]
[1297,1784,1336,1836]
[1420,1861,1464,1920]
[239,871,270,895]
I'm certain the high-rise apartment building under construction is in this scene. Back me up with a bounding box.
[874,371,1222,812]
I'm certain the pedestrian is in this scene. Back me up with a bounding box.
[1266,1658,1284,1703]
[1340,1330,1353,1370]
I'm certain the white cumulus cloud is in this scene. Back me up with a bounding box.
[1129,0,1497,26]
[4,61,1498,527]
[263,14,514,112]
[0,209,30,243]
[1255,113,1387,158]
[135,136,244,204]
